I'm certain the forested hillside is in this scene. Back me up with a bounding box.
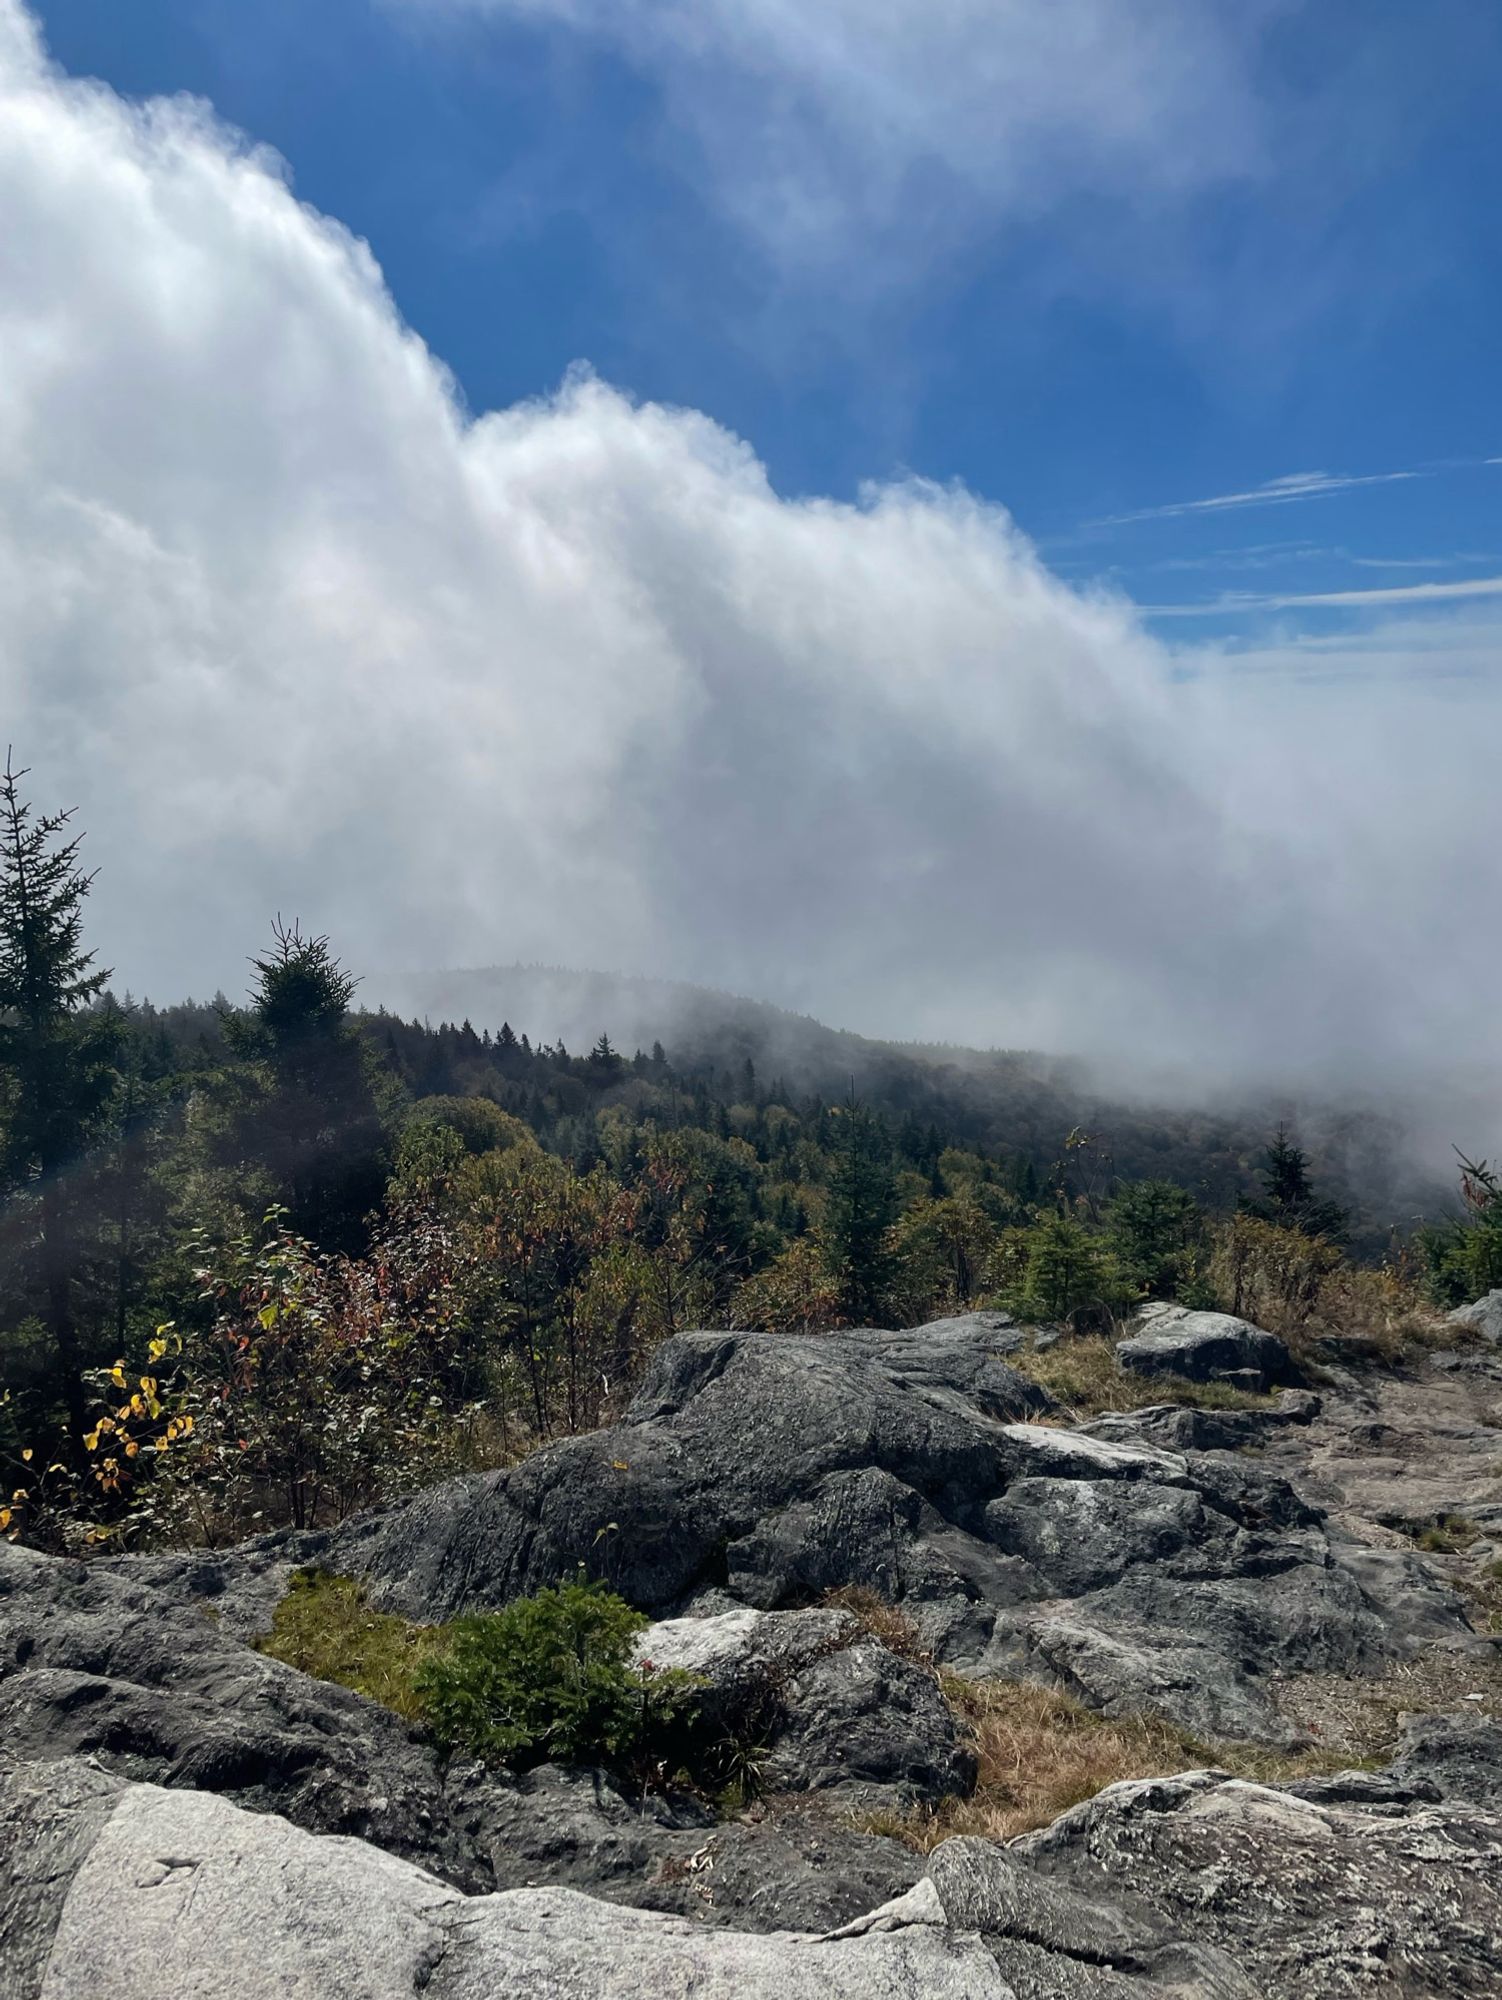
[2,766,1498,1553]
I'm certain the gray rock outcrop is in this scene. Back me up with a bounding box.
[1004,1768,1502,1997]
[631,1604,974,1804]
[0,1766,999,2000]
[6,1312,1502,1994]
[0,1539,927,1929]
[1449,1289,1502,1345]
[1116,1304,1300,1392]
[9,1754,1502,2000]
[313,1322,1454,1744]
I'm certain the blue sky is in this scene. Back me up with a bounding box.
[34,0,1501,647]
[4,0,1501,1083]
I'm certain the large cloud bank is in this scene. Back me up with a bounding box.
[0,2,1496,1087]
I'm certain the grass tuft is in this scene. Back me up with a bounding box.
[1413,1514,1483,1554]
[1009,1333,1273,1420]
[822,1584,932,1663]
[854,1674,1353,1851]
[253,1568,447,1722]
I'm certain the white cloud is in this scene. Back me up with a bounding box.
[1091,469,1423,530]
[1146,576,1502,616]
[1,1,1499,1091]
[394,0,1280,280]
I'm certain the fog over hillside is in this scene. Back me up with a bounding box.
[1,0,1499,1114]
[372,962,1470,1237]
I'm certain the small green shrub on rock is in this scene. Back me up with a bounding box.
[415,1570,699,1771]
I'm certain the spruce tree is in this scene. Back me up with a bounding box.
[1242,1125,1347,1240]
[823,1090,898,1322]
[0,756,119,1439]
[1106,1179,1204,1298]
[223,919,384,1249]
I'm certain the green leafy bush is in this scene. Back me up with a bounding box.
[415,1571,699,1770]
[1418,1154,1502,1308]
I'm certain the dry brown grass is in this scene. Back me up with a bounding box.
[1008,1334,1273,1421]
[1206,1221,1457,1368]
[856,1675,1353,1851]
[823,1585,932,1663]
[1276,1647,1502,1754]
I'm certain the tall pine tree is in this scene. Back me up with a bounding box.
[1242,1124,1347,1240]
[0,756,119,1440]
[223,919,385,1250]
[823,1090,898,1322]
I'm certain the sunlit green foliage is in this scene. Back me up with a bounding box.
[416,1572,698,1771]
[255,1568,446,1721]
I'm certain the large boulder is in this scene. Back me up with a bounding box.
[1116,1304,1301,1392]
[1000,1770,1502,1997]
[1449,1290,1502,1345]
[0,1765,1000,2000]
[632,1605,974,1806]
[320,1323,1053,1624]
[298,1322,1472,1745]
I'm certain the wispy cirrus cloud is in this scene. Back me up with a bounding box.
[1145,575,1502,616]
[392,0,1282,287]
[1348,552,1498,571]
[1090,468,1423,530]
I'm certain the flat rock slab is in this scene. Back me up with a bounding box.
[5,1771,1004,2000]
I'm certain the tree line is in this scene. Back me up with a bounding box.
[1,761,1495,1551]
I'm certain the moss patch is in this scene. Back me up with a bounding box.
[253,1568,447,1723]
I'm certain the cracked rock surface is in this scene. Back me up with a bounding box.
[293,1320,1479,1745]
[6,1752,1502,1999]
[7,1310,1502,1994]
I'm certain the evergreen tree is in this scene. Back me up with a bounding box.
[0,757,119,1438]
[223,920,385,1249]
[1021,1214,1113,1323]
[1106,1179,1204,1299]
[1242,1125,1346,1240]
[822,1091,898,1322]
